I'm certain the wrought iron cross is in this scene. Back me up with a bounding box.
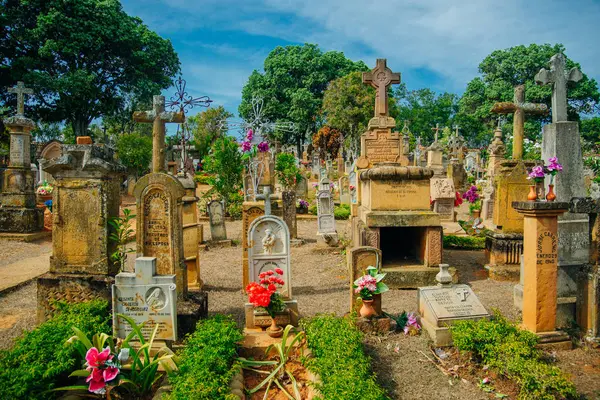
[362,59,401,117]
[535,53,582,123]
[8,81,33,116]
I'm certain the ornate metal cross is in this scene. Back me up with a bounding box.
[535,53,583,123]
[8,81,33,116]
[362,59,400,117]
[133,95,184,173]
[490,85,548,160]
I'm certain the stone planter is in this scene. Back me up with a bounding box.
[296,207,308,214]
[37,193,52,204]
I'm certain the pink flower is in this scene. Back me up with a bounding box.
[354,275,378,294]
[246,129,254,142]
[528,165,545,180]
[103,366,119,382]
[85,347,111,368]
[86,367,106,393]
[241,141,252,152]
[257,141,269,152]
[547,157,563,172]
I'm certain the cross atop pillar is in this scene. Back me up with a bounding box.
[256,186,272,216]
[8,81,34,116]
[490,85,548,160]
[363,59,400,117]
[431,123,441,142]
[133,95,184,173]
[535,53,583,123]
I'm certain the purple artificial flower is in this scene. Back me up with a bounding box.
[298,199,309,208]
[546,157,563,173]
[246,129,254,142]
[528,165,545,180]
[461,186,479,204]
[241,141,252,152]
[257,141,269,152]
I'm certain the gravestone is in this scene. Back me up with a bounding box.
[208,200,227,241]
[37,143,125,321]
[418,264,489,346]
[311,153,320,177]
[348,246,382,314]
[316,176,338,246]
[179,173,202,290]
[430,177,455,221]
[113,257,177,341]
[294,176,308,199]
[245,214,298,328]
[339,175,350,205]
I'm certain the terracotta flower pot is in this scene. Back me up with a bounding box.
[359,299,376,318]
[267,317,283,338]
[527,185,537,201]
[471,209,481,219]
[546,184,556,201]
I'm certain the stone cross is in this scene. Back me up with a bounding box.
[133,95,185,173]
[413,137,421,166]
[447,129,465,160]
[432,123,441,142]
[535,53,583,123]
[256,186,272,216]
[8,81,34,116]
[455,287,470,302]
[363,59,401,117]
[490,85,548,160]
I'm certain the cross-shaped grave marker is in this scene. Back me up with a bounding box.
[133,95,185,173]
[363,59,401,117]
[256,186,272,216]
[490,85,548,160]
[8,81,33,116]
[431,123,441,143]
[535,53,583,123]
[455,287,470,302]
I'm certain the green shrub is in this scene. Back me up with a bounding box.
[443,235,485,250]
[334,204,351,220]
[451,313,578,400]
[308,204,317,215]
[194,173,212,185]
[0,300,110,400]
[300,315,389,400]
[168,315,243,400]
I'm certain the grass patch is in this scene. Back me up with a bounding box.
[443,234,485,250]
[300,315,389,400]
[167,315,243,400]
[0,300,110,400]
[451,313,578,400]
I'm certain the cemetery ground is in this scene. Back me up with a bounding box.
[0,218,599,399]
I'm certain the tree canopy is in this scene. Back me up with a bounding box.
[239,44,367,152]
[0,0,180,136]
[188,106,232,161]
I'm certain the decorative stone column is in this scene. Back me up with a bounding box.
[282,191,297,239]
[37,142,125,321]
[512,201,571,348]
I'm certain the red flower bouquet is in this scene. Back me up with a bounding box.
[245,268,286,319]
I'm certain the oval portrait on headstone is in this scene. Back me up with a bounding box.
[145,287,167,311]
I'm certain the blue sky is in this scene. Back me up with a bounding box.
[121,0,600,126]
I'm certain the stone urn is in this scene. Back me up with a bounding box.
[267,317,283,338]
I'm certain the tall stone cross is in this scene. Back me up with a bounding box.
[413,136,422,166]
[256,186,272,216]
[431,123,441,142]
[8,81,34,116]
[535,53,583,123]
[133,95,184,173]
[490,85,548,160]
[363,59,401,117]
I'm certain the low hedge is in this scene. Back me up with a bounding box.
[300,315,389,400]
[443,234,485,250]
[0,300,111,400]
[334,204,351,220]
[167,315,243,400]
[451,313,577,400]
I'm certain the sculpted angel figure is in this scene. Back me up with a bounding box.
[262,228,276,255]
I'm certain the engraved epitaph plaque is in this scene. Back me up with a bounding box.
[418,284,489,327]
[143,189,172,275]
[362,129,402,165]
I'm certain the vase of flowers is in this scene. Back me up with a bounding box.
[296,199,309,214]
[527,165,546,201]
[246,268,286,337]
[353,266,389,318]
[36,181,53,203]
[545,157,563,201]
[462,185,481,218]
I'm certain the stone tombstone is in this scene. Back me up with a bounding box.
[37,144,125,321]
[242,203,265,289]
[294,176,308,199]
[113,257,177,341]
[317,177,336,235]
[178,173,202,290]
[38,140,63,185]
[311,153,320,176]
[208,200,227,241]
[418,264,489,346]
[133,173,187,298]
[430,177,455,221]
[358,129,404,168]
[339,175,350,205]
[349,170,358,204]
[247,215,292,299]
[348,246,382,313]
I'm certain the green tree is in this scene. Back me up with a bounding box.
[457,43,599,146]
[0,0,180,137]
[116,132,153,177]
[580,117,600,150]
[239,44,367,153]
[394,85,459,144]
[274,153,302,191]
[188,106,232,161]
[202,136,243,205]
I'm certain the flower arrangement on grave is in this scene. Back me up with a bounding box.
[403,312,421,336]
[36,181,53,196]
[544,157,563,201]
[527,158,563,201]
[353,266,389,318]
[246,268,286,337]
[462,185,481,215]
[296,198,309,213]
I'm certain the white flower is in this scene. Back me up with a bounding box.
[117,348,130,363]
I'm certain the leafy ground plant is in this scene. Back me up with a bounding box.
[108,208,136,273]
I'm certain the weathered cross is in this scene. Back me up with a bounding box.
[447,129,466,161]
[133,95,185,173]
[256,186,272,216]
[413,136,421,166]
[431,123,441,142]
[8,81,34,116]
[363,59,401,117]
[535,53,583,123]
[490,85,548,160]
[455,287,470,302]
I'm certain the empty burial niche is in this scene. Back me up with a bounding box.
[380,227,426,268]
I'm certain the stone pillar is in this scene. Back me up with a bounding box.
[513,201,571,348]
[426,144,444,177]
[179,173,202,290]
[0,114,44,234]
[37,143,125,321]
[282,191,297,239]
[447,159,466,192]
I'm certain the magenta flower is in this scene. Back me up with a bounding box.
[257,141,269,152]
[241,141,252,152]
[85,347,111,368]
[103,366,119,382]
[546,157,563,173]
[403,312,421,335]
[246,129,254,142]
[528,165,545,180]
[86,367,106,393]
[462,186,480,203]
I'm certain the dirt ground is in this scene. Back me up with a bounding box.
[0,219,598,399]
